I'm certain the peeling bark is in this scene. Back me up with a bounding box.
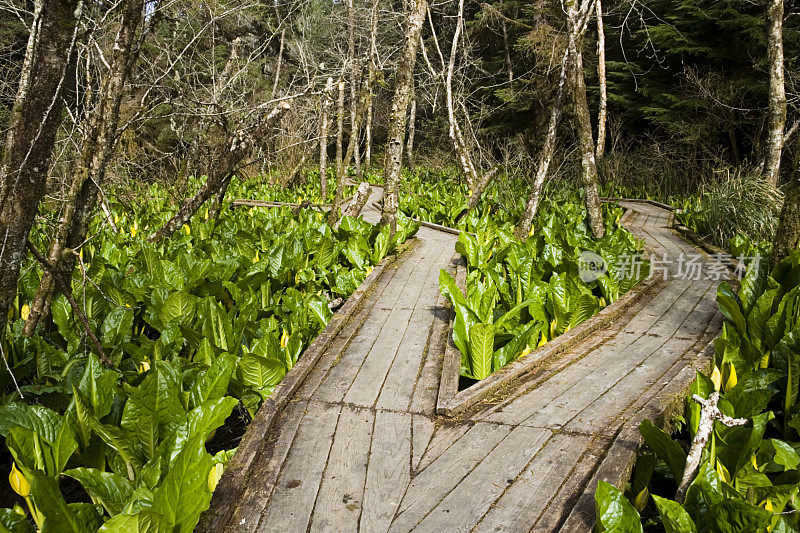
[319,77,334,199]
[764,0,786,186]
[381,0,428,235]
[566,0,605,239]
[595,0,607,160]
[343,182,372,218]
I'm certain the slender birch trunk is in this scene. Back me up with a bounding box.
[330,80,347,224]
[515,8,593,240]
[514,49,569,240]
[566,0,605,239]
[406,90,417,168]
[0,0,81,330]
[364,0,379,171]
[595,0,607,160]
[271,29,285,99]
[319,77,334,199]
[445,0,479,191]
[381,0,428,235]
[764,0,786,186]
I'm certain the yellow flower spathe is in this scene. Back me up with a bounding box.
[9,463,29,498]
[208,462,224,492]
[20,304,30,321]
[280,329,289,349]
[710,365,722,391]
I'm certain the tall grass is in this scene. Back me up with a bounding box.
[692,167,782,248]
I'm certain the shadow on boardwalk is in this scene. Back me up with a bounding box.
[199,193,722,532]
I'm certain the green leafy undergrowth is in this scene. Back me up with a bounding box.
[596,250,800,532]
[440,196,645,381]
[0,185,418,531]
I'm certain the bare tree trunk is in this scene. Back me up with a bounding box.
[319,77,334,199]
[595,0,607,160]
[364,0,379,172]
[515,49,569,241]
[364,92,374,170]
[764,0,786,186]
[501,18,513,86]
[445,0,479,192]
[150,101,292,242]
[330,80,347,224]
[515,8,594,241]
[772,137,800,267]
[381,0,428,234]
[566,0,605,239]
[406,90,417,168]
[24,0,146,335]
[271,29,285,99]
[0,0,81,330]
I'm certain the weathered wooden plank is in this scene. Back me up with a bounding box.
[517,280,705,430]
[473,432,595,532]
[389,422,513,531]
[411,415,435,472]
[256,401,341,532]
[344,307,414,408]
[414,421,472,472]
[309,406,374,532]
[311,307,392,403]
[531,437,609,532]
[224,400,307,532]
[375,310,435,411]
[360,409,413,532]
[409,426,551,532]
[409,261,455,415]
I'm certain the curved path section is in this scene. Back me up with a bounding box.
[200,195,723,532]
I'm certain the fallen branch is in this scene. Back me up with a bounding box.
[26,240,114,367]
[675,391,747,502]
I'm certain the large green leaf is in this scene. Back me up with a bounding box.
[64,467,134,516]
[121,362,186,461]
[638,419,685,481]
[238,354,285,390]
[159,292,198,325]
[468,323,495,380]
[98,511,169,533]
[152,436,212,532]
[189,354,236,408]
[652,495,697,533]
[0,404,77,477]
[594,480,643,533]
[717,282,747,335]
[28,469,89,533]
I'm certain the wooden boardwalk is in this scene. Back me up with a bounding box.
[200,194,723,532]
